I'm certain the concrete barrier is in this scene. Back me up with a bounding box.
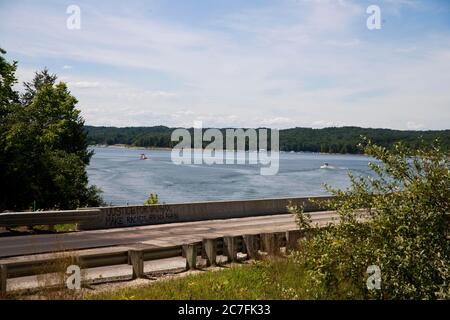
[285,230,303,251]
[129,250,144,279]
[243,234,260,259]
[0,196,332,230]
[202,238,217,267]
[223,236,239,262]
[260,232,283,256]
[183,243,200,269]
[78,195,332,230]
[0,209,101,228]
[0,265,6,295]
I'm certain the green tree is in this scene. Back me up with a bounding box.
[292,139,449,299]
[0,48,20,209]
[0,48,19,117]
[21,68,57,106]
[0,50,103,211]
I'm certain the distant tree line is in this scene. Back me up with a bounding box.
[85,125,450,154]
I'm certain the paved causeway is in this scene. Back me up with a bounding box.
[0,211,338,258]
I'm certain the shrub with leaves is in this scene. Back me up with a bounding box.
[144,193,159,205]
[292,139,449,299]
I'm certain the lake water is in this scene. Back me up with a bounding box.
[87,147,374,205]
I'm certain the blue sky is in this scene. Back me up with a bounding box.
[1,0,449,129]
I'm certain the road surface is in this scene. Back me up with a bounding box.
[0,211,338,258]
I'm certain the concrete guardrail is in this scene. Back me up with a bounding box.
[0,196,332,230]
[0,209,101,228]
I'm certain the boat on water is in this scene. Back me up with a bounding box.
[320,162,335,169]
[140,153,148,160]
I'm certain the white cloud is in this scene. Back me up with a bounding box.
[311,120,346,128]
[406,121,425,130]
[68,81,100,88]
[1,1,449,130]
[259,117,297,128]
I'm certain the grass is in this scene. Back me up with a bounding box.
[86,258,364,300]
[6,252,85,300]
[31,223,78,233]
[52,223,78,232]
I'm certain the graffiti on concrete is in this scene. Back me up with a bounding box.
[104,204,179,227]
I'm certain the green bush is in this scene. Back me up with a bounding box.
[144,193,159,205]
[292,139,449,299]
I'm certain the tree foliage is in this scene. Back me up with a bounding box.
[144,193,159,205]
[292,139,450,299]
[0,49,103,211]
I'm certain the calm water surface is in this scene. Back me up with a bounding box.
[87,147,374,205]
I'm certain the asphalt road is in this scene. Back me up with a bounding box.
[0,211,338,258]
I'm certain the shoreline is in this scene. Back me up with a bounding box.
[92,144,172,151]
[90,144,368,156]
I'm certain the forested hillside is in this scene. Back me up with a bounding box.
[85,125,450,154]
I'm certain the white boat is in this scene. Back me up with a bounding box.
[320,162,335,169]
[140,153,148,160]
